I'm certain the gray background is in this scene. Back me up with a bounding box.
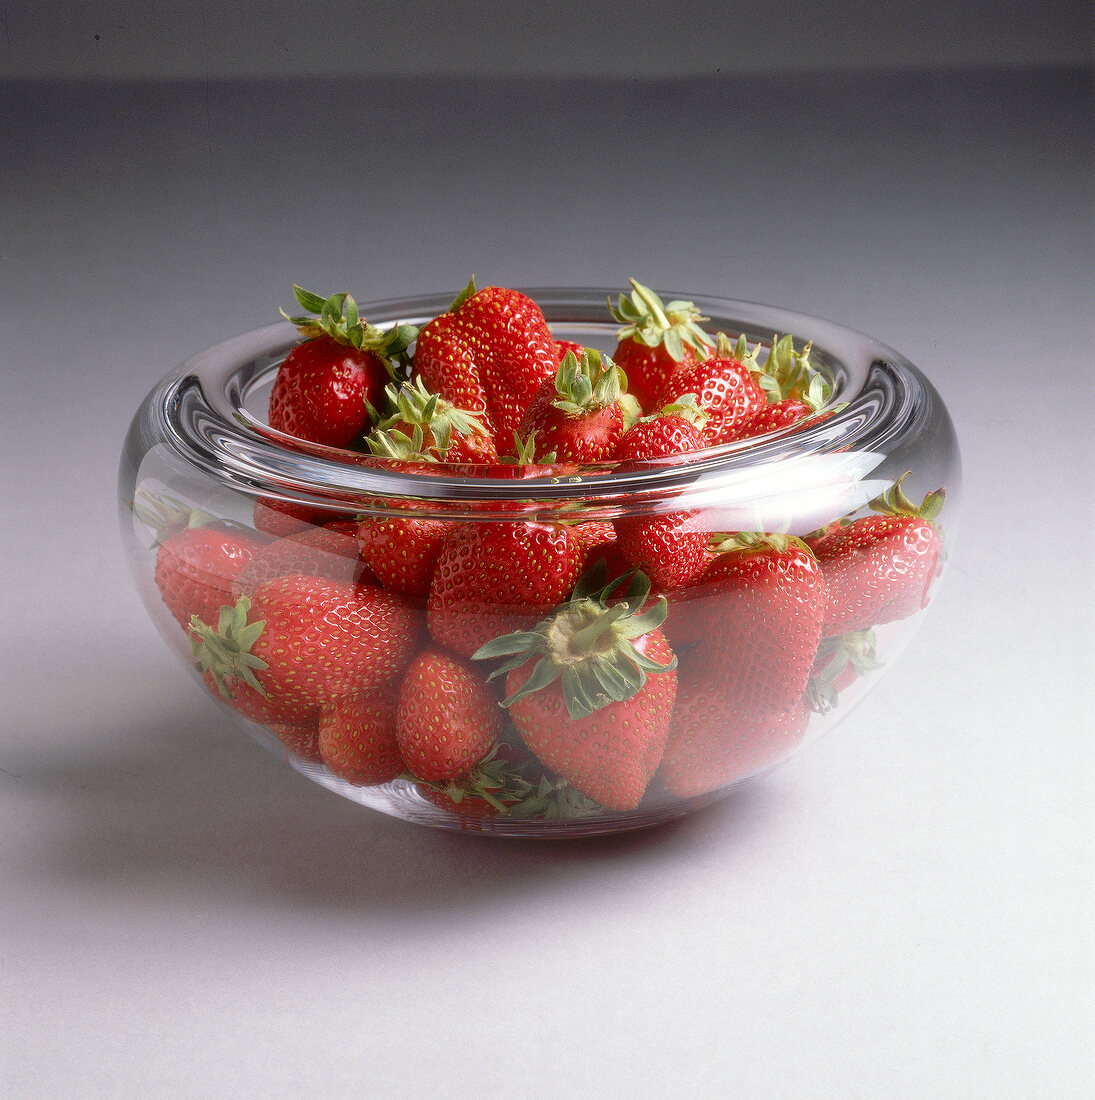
[2,4,1093,1098]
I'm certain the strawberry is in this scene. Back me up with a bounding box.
[318,691,404,785]
[654,332,766,445]
[232,520,373,596]
[671,533,827,716]
[413,279,557,443]
[252,497,347,539]
[189,578,421,718]
[364,376,496,463]
[268,718,322,762]
[553,339,586,363]
[427,520,586,657]
[572,520,629,583]
[660,667,810,798]
[473,568,678,811]
[269,285,415,449]
[154,518,265,630]
[723,335,839,442]
[397,649,502,782]
[611,397,711,590]
[517,348,628,463]
[812,476,945,634]
[806,629,880,713]
[609,279,713,413]
[356,504,450,599]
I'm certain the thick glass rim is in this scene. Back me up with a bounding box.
[137,288,937,516]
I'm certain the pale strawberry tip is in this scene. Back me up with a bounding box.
[187,596,268,699]
[471,566,676,720]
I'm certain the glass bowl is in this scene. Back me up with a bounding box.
[118,288,961,837]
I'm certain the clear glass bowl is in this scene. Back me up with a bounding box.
[118,288,961,837]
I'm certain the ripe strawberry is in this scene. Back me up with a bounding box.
[269,285,415,449]
[268,717,322,762]
[611,397,711,590]
[397,650,502,782]
[655,332,766,445]
[232,520,373,596]
[473,568,678,811]
[252,496,348,538]
[609,279,712,413]
[572,520,629,583]
[413,278,557,442]
[660,667,810,798]
[155,519,265,630]
[812,477,945,634]
[318,691,404,785]
[189,578,421,717]
[724,337,839,442]
[356,505,450,599]
[517,348,628,463]
[427,520,586,657]
[670,533,827,717]
[364,376,496,463]
[553,339,586,363]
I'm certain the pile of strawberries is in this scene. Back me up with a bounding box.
[138,279,947,823]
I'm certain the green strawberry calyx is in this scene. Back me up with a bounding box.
[550,349,625,415]
[870,472,946,523]
[471,563,676,720]
[502,430,558,465]
[708,530,814,557]
[280,285,418,359]
[405,744,533,815]
[721,331,835,407]
[806,629,880,712]
[641,392,710,429]
[131,488,217,544]
[447,276,478,313]
[609,278,713,362]
[187,597,268,699]
[365,377,490,460]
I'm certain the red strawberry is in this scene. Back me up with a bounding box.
[427,520,586,657]
[356,505,450,599]
[655,332,766,445]
[518,348,628,464]
[553,339,586,363]
[268,285,415,448]
[413,279,557,442]
[724,341,839,442]
[473,569,678,811]
[364,376,496,463]
[660,667,810,798]
[671,533,827,717]
[397,650,502,782]
[572,520,629,583]
[611,398,711,590]
[318,691,404,785]
[232,520,373,596]
[609,279,712,413]
[268,718,322,762]
[155,520,265,630]
[812,477,945,634]
[252,497,346,539]
[189,578,421,718]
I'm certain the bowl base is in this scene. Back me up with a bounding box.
[288,763,725,838]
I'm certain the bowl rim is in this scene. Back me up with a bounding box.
[135,286,937,515]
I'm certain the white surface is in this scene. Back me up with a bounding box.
[2,69,1093,1097]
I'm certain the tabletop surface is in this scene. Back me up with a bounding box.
[2,66,1092,1098]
